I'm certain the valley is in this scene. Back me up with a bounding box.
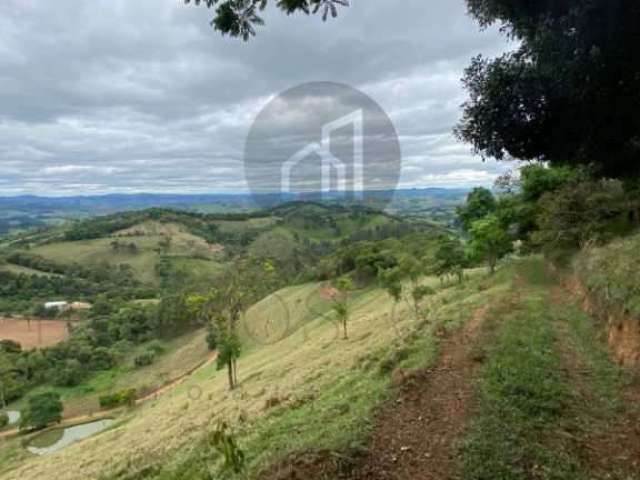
[3,249,638,480]
[2,1,639,479]
[2,179,640,480]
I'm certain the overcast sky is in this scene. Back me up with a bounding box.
[0,0,513,196]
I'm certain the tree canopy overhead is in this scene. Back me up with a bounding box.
[185,0,350,40]
[457,0,640,179]
[186,0,640,179]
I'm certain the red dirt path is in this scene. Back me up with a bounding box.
[261,306,489,480]
[347,306,488,480]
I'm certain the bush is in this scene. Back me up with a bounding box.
[534,179,630,252]
[109,339,134,361]
[134,350,155,368]
[52,359,85,387]
[20,392,63,430]
[0,339,21,354]
[91,347,115,370]
[0,412,9,429]
[575,233,640,318]
[206,327,217,351]
[146,340,165,355]
[99,388,137,409]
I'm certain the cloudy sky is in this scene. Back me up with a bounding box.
[0,0,513,196]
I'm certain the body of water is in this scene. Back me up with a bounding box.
[27,419,115,455]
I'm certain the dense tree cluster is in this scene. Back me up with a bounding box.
[455,163,638,271]
[0,294,198,405]
[320,232,442,284]
[0,254,150,315]
[458,0,640,179]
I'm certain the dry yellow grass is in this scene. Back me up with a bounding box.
[0,273,491,480]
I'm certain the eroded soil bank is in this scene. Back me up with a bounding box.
[567,276,640,367]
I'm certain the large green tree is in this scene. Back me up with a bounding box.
[0,355,23,408]
[457,0,640,179]
[457,187,497,231]
[185,0,350,40]
[20,392,63,430]
[469,214,513,274]
[433,237,467,284]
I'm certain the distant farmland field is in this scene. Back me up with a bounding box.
[0,318,69,349]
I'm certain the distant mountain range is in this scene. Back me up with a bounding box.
[0,188,469,211]
[0,188,470,234]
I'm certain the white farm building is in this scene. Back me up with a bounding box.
[44,301,69,311]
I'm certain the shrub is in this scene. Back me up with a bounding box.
[208,422,246,476]
[52,359,85,387]
[134,350,155,368]
[206,327,217,351]
[146,340,165,355]
[20,392,63,430]
[99,388,137,409]
[91,347,115,370]
[0,340,22,354]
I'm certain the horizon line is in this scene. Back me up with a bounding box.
[0,186,475,199]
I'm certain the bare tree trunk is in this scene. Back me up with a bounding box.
[227,361,235,390]
[488,252,497,275]
[232,358,238,387]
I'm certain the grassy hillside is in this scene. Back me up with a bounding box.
[2,258,638,480]
[574,232,640,317]
[0,203,428,297]
[0,268,494,480]
[0,202,450,478]
[28,224,223,286]
[0,263,60,277]
[30,237,162,285]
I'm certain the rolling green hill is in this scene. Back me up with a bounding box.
[0,203,437,307]
[0,265,490,480]
[1,250,639,480]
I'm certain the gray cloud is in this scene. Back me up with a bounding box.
[0,0,512,196]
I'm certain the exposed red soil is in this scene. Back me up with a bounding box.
[319,285,340,301]
[565,276,640,367]
[347,306,488,480]
[0,317,70,349]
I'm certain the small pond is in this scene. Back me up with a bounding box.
[27,419,115,456]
